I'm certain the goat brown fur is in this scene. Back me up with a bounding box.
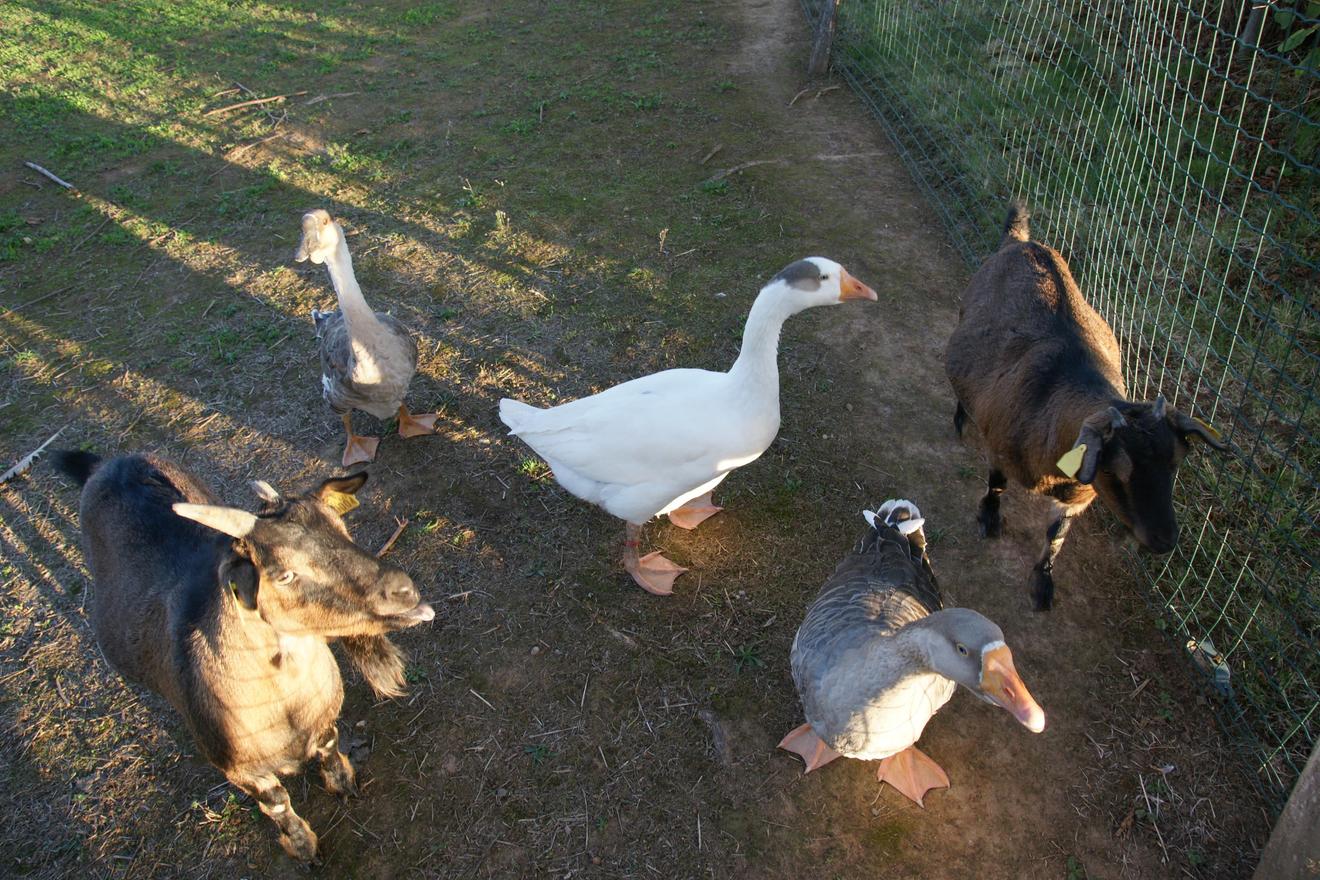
[946,203,1227,609]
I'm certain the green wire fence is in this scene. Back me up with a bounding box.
[803,0,1318,811]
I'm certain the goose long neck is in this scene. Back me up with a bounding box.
[890,616,946,674]
[728,287,791,391]
[324,237,377,335]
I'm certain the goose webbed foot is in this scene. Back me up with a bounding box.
[622,522,687,596]
[396,405,438,439]
[667,492,723,530]
[777,723,841,773]
[876,746,950,807]
[342,435,379,467]
[339,414,379,466]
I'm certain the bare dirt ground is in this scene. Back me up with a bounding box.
[0,1,1268,878]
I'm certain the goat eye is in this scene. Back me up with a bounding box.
[275,571,296,586]
[956,643,969,656]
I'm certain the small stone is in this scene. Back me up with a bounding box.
[530,645,542,656]
[845,403,853,412]
[442,754,461,775]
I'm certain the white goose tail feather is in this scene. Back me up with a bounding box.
[862,499,924,536]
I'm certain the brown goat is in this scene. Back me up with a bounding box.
[946,203,1228,610]
[53,451,435,862]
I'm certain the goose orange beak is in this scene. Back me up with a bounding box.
[839,269,878,302]
[980,644,1046,733]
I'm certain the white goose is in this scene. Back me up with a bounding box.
[781,500,1045,805]
[295,210,437,466]
[499,257,877,595]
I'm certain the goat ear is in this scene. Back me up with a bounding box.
[1171,410,1230,452]
[1061,422,1106,484]
[316,472,368,516]
[174,503,258,538]
[218,552,259,612]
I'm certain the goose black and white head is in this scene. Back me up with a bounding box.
[763,257,878,313]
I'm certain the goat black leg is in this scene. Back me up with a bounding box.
[313,723,359,799]
[232,771,319,863]
[977,467,1007,538]
[1029,507,1075,611]
[953,400,968,438]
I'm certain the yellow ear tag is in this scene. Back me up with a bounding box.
[323,491,359,515]
[1056,444,1086,478]
[1193,418,1223,444]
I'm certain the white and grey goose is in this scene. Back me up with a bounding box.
[781,500,1045,806]
[499,258,877,597]
[295,210,438,466]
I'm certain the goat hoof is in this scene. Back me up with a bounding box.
[279,824,320,864]
[977,513,1003,539]
[1029,568,1055,611]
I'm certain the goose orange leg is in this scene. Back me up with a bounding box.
[876,746,950,807]
[778,723,841,772]
[622,522,687,596]
[396,404,438,439]
[667,491,723,530]
[340,413,379,466]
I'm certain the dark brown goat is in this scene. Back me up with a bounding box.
[946,204,1228,610]
[53,451,435,862]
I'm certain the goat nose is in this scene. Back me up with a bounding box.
[381,571,419,605]
[1143,527,1177,554]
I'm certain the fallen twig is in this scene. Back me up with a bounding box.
[705,151,885,183]
[0,286,74,319]
[811,150,883,161]
[791,84,842,106]
[1,427,65,485]
[223,130,287,161]
[204,91,306,117]
[699,144,724,165]
[69,216,113,255]
[23,162,77,192]
[304,91,360,106]
[705,158,787,183]
[376,517,410,558]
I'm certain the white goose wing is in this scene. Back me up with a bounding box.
[501,367,776,517]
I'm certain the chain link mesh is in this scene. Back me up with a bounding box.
[804,0,1319,811]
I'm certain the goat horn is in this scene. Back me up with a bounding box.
[173,503,258,539]
[249,480,281,504]
[1152,395,1167,419]
[1107,406,1127,430]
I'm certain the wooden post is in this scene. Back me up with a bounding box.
[1252,739,1320,879]
[808,0,841,76]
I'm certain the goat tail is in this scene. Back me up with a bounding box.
[1001,200,1031,246]
[339,635,407,699]
[50,449,102,487]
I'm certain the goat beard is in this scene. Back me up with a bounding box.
[339,635,407,699]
